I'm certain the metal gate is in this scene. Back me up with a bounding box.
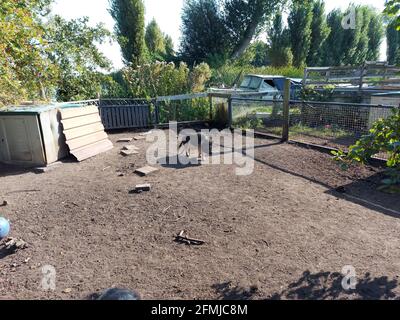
[98,99,152,130]
[59,98,153,130]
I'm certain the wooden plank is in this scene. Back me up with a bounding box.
[120,149,139,156]
[63,122,105,140]
[60,105,113,161]
[61,113,101,130]
[39,110,69,164]
[130,184,151,193]
[134,166,159,176]
[71,139,113,162]
[60,105,99,119]
[67,131,109,151]
[122,145,139,151]
[117,137,133,143]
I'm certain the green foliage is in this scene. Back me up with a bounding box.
[234,41,268,67]
[164,35,176,61]
[299,85,335,101]
[45,15,113,101]
[367,12,384,61]
[0,0,119,104]
[180,0,228,66]
[322,5,384,66]
[306,0,330,66]
[288,0,313,68]
[122,61,212,98]
[387,19,400,65]
[0,0,55,105]
[109,0,147,65]
[249,41,269,67]
[233,116,263,130]
[145,19,166,59]
[223,0,282,59]
[321,9,345,66]
[333,108,400,193]
[180,0,283,66]
[268,13,293,67]
[384,0,400,30]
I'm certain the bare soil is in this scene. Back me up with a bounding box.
[0,130,399,300]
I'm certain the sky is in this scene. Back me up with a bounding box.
[51,0,386,70]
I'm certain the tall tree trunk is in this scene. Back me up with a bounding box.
[230,20,259,59]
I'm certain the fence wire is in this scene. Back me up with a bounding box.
[231,98,284,137]
[156,97,211,124]
[288,101,395,149]
[231,98,396,153]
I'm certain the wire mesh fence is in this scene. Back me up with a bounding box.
[288,101,395,149]
[230,97,396,153]
[231,98,284,137]
[155,95,211,125]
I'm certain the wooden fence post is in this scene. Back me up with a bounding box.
[154,99,160,128]
[209,94,213,121]
[228,97,233,129]
[282,78,291,142]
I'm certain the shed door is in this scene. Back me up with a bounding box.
[4,118,33,161]
[0,115,46,165]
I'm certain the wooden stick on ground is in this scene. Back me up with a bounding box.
[175,230,205,246]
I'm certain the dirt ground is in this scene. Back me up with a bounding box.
[0,130,399,300]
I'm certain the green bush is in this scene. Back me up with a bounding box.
[333,108,400,193]
[122,61,211,98]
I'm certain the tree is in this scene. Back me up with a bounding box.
[306,0,330,66]
[164,35,175,61]
[250,41,268,67]
[0,0,55,105]
[268,13,293,67]
[145,19,166,60]
[321,5,383,66]
[387,19,400,64]
[350,6,371,65]
[180,0,228,66]
[321,9,345,66]
[109,0,147,65]
[384,0,400,30]
[288,0,313,67]
[223,0,282,59]
[367,11,384,61]
[180,0,284,65]
[45,16,113,101]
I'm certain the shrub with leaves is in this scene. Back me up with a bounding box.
[122,61,211,98]
[333,108,400,193]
